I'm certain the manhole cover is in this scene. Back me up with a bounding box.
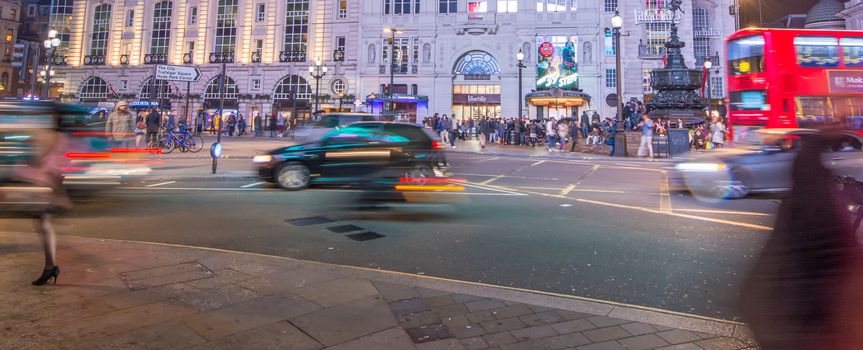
[286,216,336,226]
[346,232,386,241]
[327,224,364,233]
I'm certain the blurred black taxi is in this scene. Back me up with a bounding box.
[254,122,447,190]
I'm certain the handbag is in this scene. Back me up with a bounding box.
[136,117,146,130]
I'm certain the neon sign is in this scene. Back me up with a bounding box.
[536,36,579,90]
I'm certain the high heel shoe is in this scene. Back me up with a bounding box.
[32,266,60,286]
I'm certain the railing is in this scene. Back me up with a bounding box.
[250,51,262,63]
[83,54,106,65]
[120,54,130,65]
[143,53,167,65]
[278,51,306,62]
[208,51,235,63]
[638,44,666,59]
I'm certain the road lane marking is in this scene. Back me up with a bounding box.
[146,181,176,187]
[531,160,546,166]
[660,172,672,213]
[570,188,626,194]
[474,156,500,163]
[241,182,266,188]
[673,208,771,216]
[575,198,772,231]
[119,186,525,196]
[462,182,529,195]
[457,173,560,181]
[560,184,576,195]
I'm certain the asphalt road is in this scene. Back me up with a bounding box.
[0,152,779,320]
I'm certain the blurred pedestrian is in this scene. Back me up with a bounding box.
[739,132,863,350]
[134,111,146,148]
[105,101,135,148]
[238,114,247,136]
[146,108,161,148]
[637,114,654,158]
[711,117,726,148]
[14,115,71,285]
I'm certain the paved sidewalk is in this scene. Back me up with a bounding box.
[0,231,754,350]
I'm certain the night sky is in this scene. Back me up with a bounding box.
[739,0,821,26]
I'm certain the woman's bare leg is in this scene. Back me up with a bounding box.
[35,213,57,269]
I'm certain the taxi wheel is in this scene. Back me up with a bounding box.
[276,162,310,191]
[710,169,750,199]
[406,164,434,184]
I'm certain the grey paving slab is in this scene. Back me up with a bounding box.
[323,327,418,350]
[510,325,558,342]
[61,300,198,339]
[291,297,399,346]
[654,344,705,350]
[655,329,703,345]
[694,337,747,350]
[493,304,536,319]
[586,316,630,328]
[184,268,255,289]
[453,294,487,303]
[501,340,550,350]
[174,283,259,311]
[465,299,507,312]
[620,323,659,337]
[405,323,453,343]
[460,336,489,350]
[417,287,452,298]
[399,311,443,329]
[76,320,206,350]
[582,326,632,343]
[120,262,214,290]
[520,310,565,327]
[417,338,468,350]
[616,334,671,350]
[425,295,458,307]
[550,319,597,335]
[235,265,345,294]
[291,278,380,307]
[540,332,593,350]
[466,310,498,324]
[433,303,471,317]
[441,315,471,329]
[481,317,528,333]
[181,291,321,340]
[391,297,432,317]
[576,340,627,350]
[187,320,323,350]
[448,323,486,339]
[374,280,421,302]
[557,310,595,321]
[483,331,518,347]
[100,282,200,310]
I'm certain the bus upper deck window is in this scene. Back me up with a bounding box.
[728,35,765,75]
[794,36,839,68]
[840,37,863,67]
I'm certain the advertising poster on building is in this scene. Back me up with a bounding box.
[536,36,579,91]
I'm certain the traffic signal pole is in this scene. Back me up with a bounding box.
[29,44,39,100]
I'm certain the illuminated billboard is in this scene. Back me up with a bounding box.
[536,35,579,91]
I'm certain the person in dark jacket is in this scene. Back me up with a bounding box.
[146,109,161,148]
[579,111,591,139]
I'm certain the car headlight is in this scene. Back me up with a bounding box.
[675,162,727,172]
[252,155,273,163]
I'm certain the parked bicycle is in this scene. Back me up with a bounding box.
[159,126,204,154]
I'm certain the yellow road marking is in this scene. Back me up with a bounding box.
[560,184,576,195]
[660,172,672,213]
[673,208,772,216]
[575,198,772,231]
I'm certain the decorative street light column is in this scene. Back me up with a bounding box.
[42,30,60,99]
[516,49,526,119]
[383,27,402,115]
[611,11,627,157]
[308,59,328,115]
[704,57,713,121]
[209,50,234,174]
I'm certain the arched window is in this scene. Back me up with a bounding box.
[453,51,501,76]
[90,4,111,56]
[273,75,311,100]
[139,77,172,99]
[284,0,309,58]
[204,75,238,100]
[150,1,173,55]
[214,0,238,53]
[79,76,110,100]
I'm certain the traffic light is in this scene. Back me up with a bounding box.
[12,43,28,80]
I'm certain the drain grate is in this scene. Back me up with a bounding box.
[286,216,336,226]
[327,224,364,233]
[346,231,386,241]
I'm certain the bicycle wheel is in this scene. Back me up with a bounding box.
[189,135,204,153]
[178,135,191,153]
[160,137,176,154]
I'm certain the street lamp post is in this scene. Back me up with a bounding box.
[42,30,60,99]
[516,49,526,120]
[704,57,713,121]
[308,59,328,116]
[383,27,402,115]
[611,11,627,157]
[338,92,345,111]
[209,50,233,174]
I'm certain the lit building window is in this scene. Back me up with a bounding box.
[439,0,456,13]
[338,0,347,18]
[284,0,309,59]
[274,75,312,100]
[388,0,419,14]
[382,38,409,73]
[125,10,134,27]
[90,4,111,56]
[605,68,617,88]
[188,6,197,24]
[5,29,12,42]
[711,76,724,97]
[79,76,110,100]
[497,0,517,12]
[49,0,74,50]
[204,75,238,100]
[256,3,265,22]
[642,68,654,94]
[214,0,239,53]
[150,1,172,55]
[335,36,346,55]
[545,0,568,12]
[468,0,487,12]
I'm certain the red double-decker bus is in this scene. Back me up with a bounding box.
[725,28,863,142]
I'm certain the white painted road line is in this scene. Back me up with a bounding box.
[241,182,266,188]
[673,208,772,216]
[575,198,773,231]
[462,182,529,196]
[146,181,176,187]
[659,173,672,213]
[531,160,546,166]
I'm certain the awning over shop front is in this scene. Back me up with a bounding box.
[526,89,591,108]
